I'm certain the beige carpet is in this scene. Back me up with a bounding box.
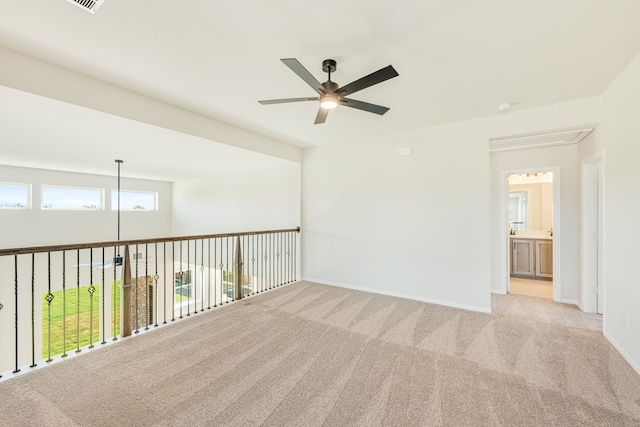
[1,281,639,426]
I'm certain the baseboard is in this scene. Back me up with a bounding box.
[603,330,640,376]
[301,277,492,314]
[558,298,579,306]
[491,289,507,295]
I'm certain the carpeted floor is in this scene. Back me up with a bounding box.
[0,281,638,426]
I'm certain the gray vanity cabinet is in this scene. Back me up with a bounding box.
[511,237,552,279]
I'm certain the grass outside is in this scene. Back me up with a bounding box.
[42,281,120,359]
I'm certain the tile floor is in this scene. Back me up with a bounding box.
[509,276,553,298]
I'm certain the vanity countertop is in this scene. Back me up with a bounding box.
[510,231,552,240]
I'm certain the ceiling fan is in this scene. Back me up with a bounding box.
[258,58,399,124]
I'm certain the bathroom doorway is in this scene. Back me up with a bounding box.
[506,171,555,299]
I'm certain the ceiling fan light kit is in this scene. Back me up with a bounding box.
[320,94,339,109]
[259,58,398,124]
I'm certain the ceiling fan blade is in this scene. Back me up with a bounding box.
[281,58,325,95]
[258,97,318,105]
[314,108,329,124]
[337,65,399,97]
[339,98,390,115]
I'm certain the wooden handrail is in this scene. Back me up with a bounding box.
[0,227,300,256]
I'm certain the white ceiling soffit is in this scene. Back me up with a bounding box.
[489,128,594,152]
[65,0,105,14]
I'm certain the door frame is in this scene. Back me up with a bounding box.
[499,166,561,300]
[581,149,605,314]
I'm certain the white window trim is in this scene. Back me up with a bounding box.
[0,182,31,209]
[41,185,104,211]
[111,189,158,211]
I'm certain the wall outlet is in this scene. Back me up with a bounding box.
[417,274,423,282]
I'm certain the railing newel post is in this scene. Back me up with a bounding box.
[234,236,243,301]
[121,246,132,338]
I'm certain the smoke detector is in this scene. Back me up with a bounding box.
[65,0,106,13]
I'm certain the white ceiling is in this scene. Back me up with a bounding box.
[1,0,639,180]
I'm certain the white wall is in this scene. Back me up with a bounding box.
[302,121,492,312]
[0,165,172,248]
[171,163,301,236]
[595,51,640,373]
[303,98,599,313]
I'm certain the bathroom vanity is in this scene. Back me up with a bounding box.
[510,234,553,280]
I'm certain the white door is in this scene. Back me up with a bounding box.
[582,156,604,314]
[596,160,604,314]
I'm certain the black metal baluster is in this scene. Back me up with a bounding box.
[251,234,256,295]
[245,235,250,297]
[101,247,106,344]
[76,250,81,353]
[201,239,205,312]
[227,236,232,301]
[172,242,176,322]
[188,240,192,316]
[163,242,167,324]
[207,239,211,310]
[179,241,183,319]
[62,251,67,357]
[13,255,20,373]
[154,242,159,327]
[271,233,275,289]
[30,253,36,368]
[279,233,282,286]
[145,243,150,330]
[269,234,273,290]
[134,244,140,334]
[294,230,298,281]
[261,233,265,293]
[289,231,293,283]
[278,233,282,286]
[272,233,276,288]
[241,235,246,298]
[113,246,118,341]
[88,249,95,349]
[214,238,218,308]
[45,252,54,362]
[220,239,225,304]
[286,232,290,283]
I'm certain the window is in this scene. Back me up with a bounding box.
[0,183,30,209]
[111,190,157,211]
[175,270,192,300]
[42,186,103,210]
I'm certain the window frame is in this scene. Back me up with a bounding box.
[111,189,158,212]
[0,182,31,209]
[41,185,104,211]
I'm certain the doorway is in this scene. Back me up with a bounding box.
[499,166,561,300]
[507,171,554,298]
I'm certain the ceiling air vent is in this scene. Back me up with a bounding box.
[65,0,105,13]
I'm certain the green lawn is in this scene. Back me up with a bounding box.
[42,281,120,359]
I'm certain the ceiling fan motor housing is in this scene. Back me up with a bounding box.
[322,59,337,74]
[322,81,339,92]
